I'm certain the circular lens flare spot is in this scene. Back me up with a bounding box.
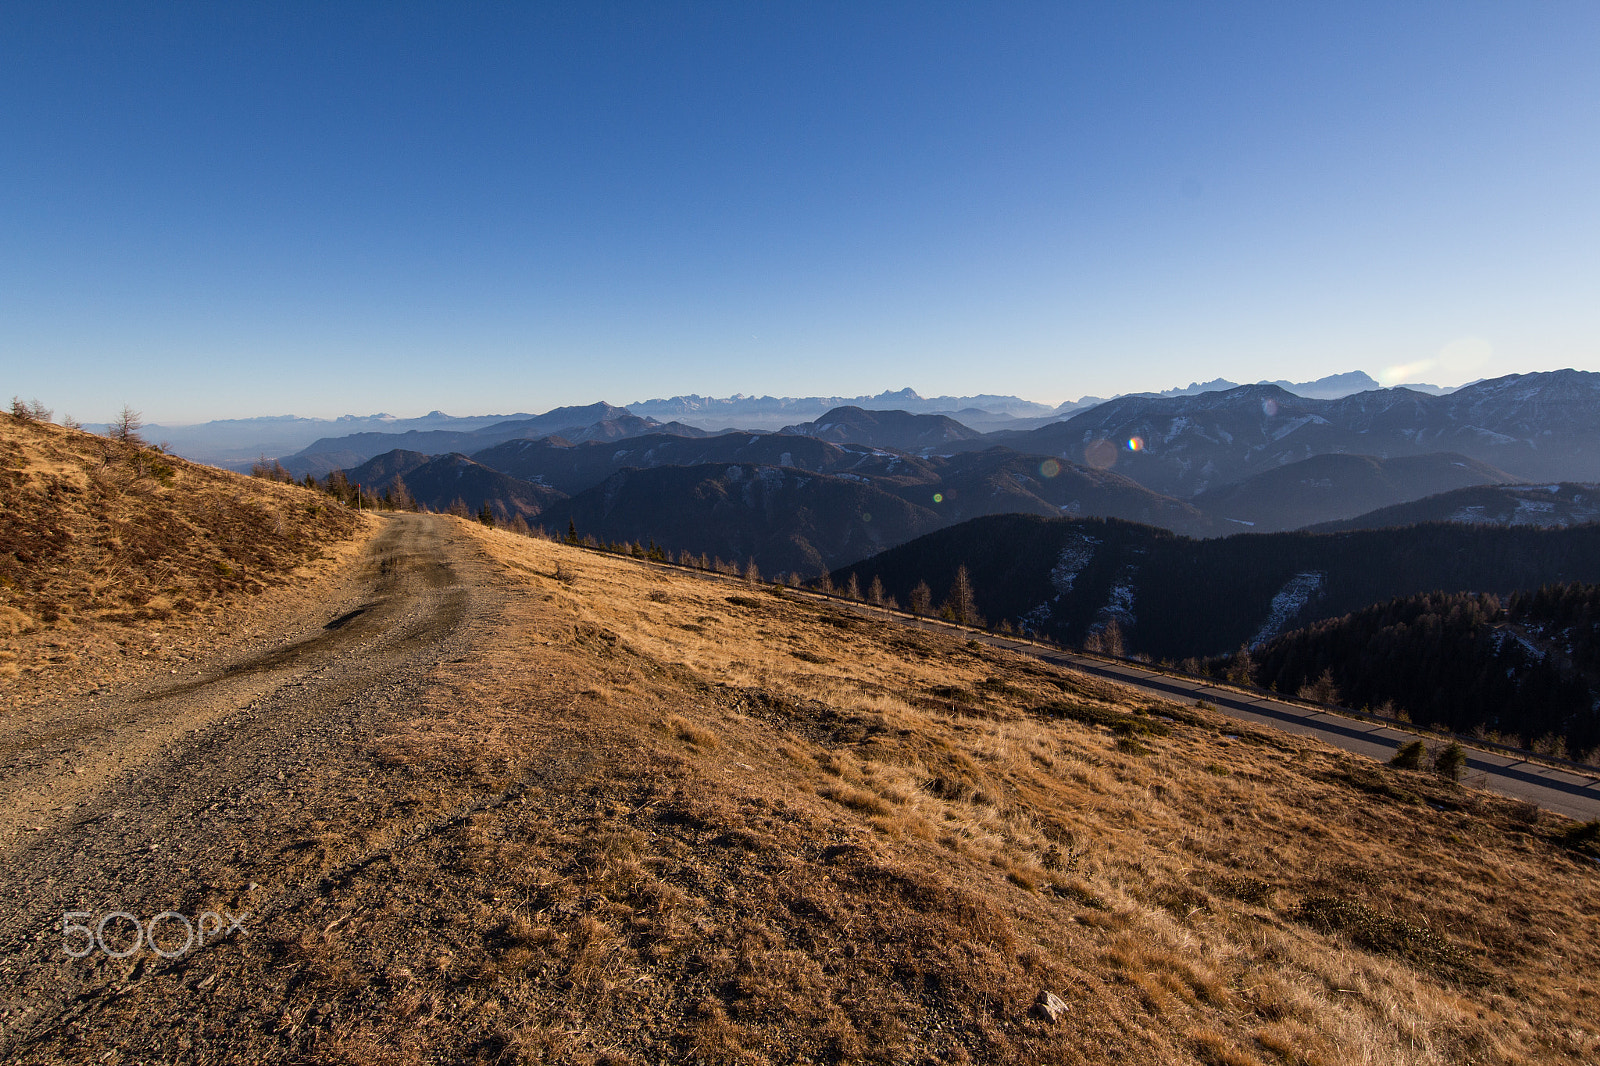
[1039,459,1061,478]
[932,493,944,503]
[1083,439,1117,470]
[1126,436,1144,452]
[1261,399,1279,418]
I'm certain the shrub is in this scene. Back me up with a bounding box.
[1433,741,1467,783]
[1297,667,1341,704]
[1390,739,1426,770]
[1556,820,1600,858]
[1293,893,1463,970]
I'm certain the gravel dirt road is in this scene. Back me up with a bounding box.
[0,513,497,1057]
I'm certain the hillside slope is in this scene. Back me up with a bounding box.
[1310,481,1600,532]
[1190,452,1516,533]
[1204,586,1600,755]
[343,449,568,520]
[535,462,944,577]
[0,413,373,703]
[456,436,1214,568]
[5,513,1597,1063]
[830,513,1600,659]
[777,405,987,451]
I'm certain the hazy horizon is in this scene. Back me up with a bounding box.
[75,366,1497,429]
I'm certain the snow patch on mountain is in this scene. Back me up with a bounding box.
[1250,571,1325,648]
[1049,533,1101,594]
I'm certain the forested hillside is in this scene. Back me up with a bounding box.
[829,514,1600,660]
[1309,481,1600,531]
[1204,584,1600,758]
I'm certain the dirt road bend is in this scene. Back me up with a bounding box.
[0,514,500,1057]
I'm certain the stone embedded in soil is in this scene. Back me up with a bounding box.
[1032,989,1069,1023]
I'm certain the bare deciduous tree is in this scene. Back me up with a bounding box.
[389,475,415,511]
[941,565,982,626]
[110,405,145,446]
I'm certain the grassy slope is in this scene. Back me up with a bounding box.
[43,520,1600,1065]
[0,414,371,700]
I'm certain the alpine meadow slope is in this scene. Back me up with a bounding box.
[3,409,1599,1063]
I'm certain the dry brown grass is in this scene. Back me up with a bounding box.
[0,416,365,627]
[0,415,372,707]
[19,516,1600,1064]
[354,526,1595,1064]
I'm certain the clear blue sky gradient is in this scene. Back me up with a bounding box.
[3,2,1597,422]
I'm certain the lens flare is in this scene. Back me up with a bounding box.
[1083,439,1117,470]
[1126,436,1144,452]
[932,493,943,503]
[1039,459,1061,478]
[1261,399,1279,417]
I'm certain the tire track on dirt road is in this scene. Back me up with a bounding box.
[0,514,497,1057]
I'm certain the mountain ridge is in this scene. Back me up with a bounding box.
[969,371,1600,495]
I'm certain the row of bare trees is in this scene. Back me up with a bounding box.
[822,565,984,627]
[9,397,138,440]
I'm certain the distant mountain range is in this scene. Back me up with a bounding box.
[624,373,1456,430]
[117,369,1460,467]
[971,370,1600,495]
[346,429,1216,573]
[278,404,708,478]
[622,388,1067,432]
[89,410,545,466]
[1144,371,1456,401]
[283,369,1600,580]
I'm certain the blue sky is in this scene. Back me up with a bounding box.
[3,2,1597,422]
